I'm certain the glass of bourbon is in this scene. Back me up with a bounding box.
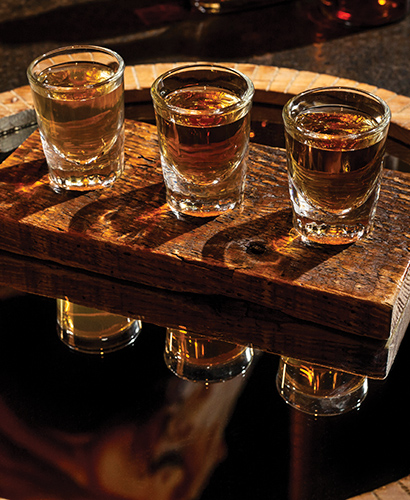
[282,86,391,245]
[151,64,254,217]
[27,45,125,192]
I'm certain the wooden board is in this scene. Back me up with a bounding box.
[0,119,410,343]
[0,247,395,379]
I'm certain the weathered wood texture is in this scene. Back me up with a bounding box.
[1,120,410,346]
[0,248,393,379]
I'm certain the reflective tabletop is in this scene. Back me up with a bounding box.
[1,1,410,498]
[0,291,408,499]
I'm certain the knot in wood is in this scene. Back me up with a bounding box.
[246,240,267,256]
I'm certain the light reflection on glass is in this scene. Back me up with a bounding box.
[164,327,254,383]
[276,357,368,417]
[56,298,141,355]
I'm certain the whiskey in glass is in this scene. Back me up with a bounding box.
[27,45,125,192]
[282,87,391,245]
[151,64,254,217]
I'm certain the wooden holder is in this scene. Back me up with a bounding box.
[2,64,410,378]
[1,119,410,344]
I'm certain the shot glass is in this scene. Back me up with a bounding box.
[151,64,254,217]
[276,357,368,416]
[27,45,125,192]
[282,87,391,245]
[56,299,141,354]
[164,327,254,383]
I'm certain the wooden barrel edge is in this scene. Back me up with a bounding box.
[1,62,410,144]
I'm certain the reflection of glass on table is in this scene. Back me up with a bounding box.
[276,357,368,416]
[56,298,141,354]
[164,327,254,383]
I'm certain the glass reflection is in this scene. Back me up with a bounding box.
[276,357,368,417]
[0,295,251,500]
[56,298,141,354]
[164,327,254,383]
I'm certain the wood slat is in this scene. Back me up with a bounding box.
[0,120,410,346]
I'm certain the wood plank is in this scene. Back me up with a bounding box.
[348,475,410,499]
[0,248,394,379]
[0,120,410,343]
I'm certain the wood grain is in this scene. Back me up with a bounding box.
[0,119,410,345]
[0,248,393,379]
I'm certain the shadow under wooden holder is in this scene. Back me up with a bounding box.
[0,118,410,353]
[0,247,395,379]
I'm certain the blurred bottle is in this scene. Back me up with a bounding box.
[190,0,280,14]
[320,0,409,26]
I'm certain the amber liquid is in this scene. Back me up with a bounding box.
[57,299,140,354]
[168,331,249,366]
[286,108,386,215]
[32,61,124,189]
[156,86,250,186]
[280,358,366,398]
[57,300,134,340]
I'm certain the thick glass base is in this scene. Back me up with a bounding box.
[166,191,242,218]
[161,156,246,217]
[293,215,372,246]
[42,132,124,193]
[49,172,123,193]
[289,178,380,245]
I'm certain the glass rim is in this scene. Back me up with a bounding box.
[150,63,255,116]
[282,86,391,142]
[27,44,125,92]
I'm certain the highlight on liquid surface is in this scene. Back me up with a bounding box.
[32,61,124,170]
[156,86,250,185]
[37,61,115,92]
[285,107,386,213]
